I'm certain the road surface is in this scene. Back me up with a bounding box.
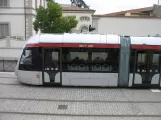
[0,72,161,120]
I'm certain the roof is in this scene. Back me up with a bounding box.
[103,6,153,17]
[131,36,161,45]
[26,33,120,44]
[26,33,161,46]
[60,4,95,12]
[92,14,161,19]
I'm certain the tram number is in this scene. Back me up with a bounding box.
[79,44,94,48]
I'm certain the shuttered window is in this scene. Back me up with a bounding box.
[0,0,8,7]
[0,24,9,38]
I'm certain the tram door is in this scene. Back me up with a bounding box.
[133,50,161,87]
[43,48,61,85]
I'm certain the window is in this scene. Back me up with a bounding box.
[91,48,119,72]
[0,23,9,38]
[20,49,32,65]
[44,49,60,70]
[62,48,89,71]
[19,47,42,71]
[0,0,8,7]
[80,16,90,21]
[149,53,160,72]
[129,50,135,73]
[152,54,159,64]
[62,48,120,73]
[135,51,160,73]
[136,52,147,73]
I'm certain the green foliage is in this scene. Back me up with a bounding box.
[70,0,89,8]
[33,0,78,33]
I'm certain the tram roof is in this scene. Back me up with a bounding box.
[130,36,161,45]
[26,33,161,45]
[26,33,120,44]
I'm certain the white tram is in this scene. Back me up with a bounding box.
[15,33,161,88]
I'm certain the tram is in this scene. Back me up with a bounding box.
[15,33,161,88]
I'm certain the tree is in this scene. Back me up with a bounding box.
[70,0,89,9]
[33,0,78,33]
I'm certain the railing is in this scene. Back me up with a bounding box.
[0,58,18,72]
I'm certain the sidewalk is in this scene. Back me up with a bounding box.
[0,72,16,78]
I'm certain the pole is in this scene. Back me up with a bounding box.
[43,0,45,33]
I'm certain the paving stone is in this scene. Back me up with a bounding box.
[0,73,161,119]
[0,114,161,120]
[0,99,161,115]
[0,84,161,102]
[0,78,20,85]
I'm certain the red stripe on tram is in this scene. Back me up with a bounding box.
[26,43,120,48]
[132,45,161,50]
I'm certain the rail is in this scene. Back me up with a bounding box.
[0,58,18,72]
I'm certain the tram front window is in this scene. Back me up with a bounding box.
[19,47,41,71]
[20,49,32,65]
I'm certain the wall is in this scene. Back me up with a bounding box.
[0,15,25,37]
[96,17,161,36]
[10,0,24,7]
[0,38,25,59]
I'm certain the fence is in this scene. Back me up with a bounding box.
[0,59,18,72]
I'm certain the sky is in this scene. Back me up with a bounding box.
[55,0,160,14]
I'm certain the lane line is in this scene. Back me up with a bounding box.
[0,97,161,103]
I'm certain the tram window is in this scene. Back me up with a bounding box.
[52,52,58,61]
[137,53,146,64]
[62,48,89,71]
[150,53,160,72]
[91,48,119,72]
[20,49,32,65]
[136,52,147,72]
[129,51,135,73]
[19,47,42,71]
[152,54,159,64]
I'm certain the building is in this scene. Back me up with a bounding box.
[0,0,46,40]
[0,1,95,40]
[61,4,95,33]
[1,2,161,59]
[92,4,161,36]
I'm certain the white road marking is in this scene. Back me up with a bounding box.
[150,89,161,92]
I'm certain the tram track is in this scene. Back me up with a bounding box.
[0,97,161,103]
[0,111,161,118]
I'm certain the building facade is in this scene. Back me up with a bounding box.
[0,1,95,40]
[92,5,161,36]
[1,2,161,59]
[0,0,46,40]
[61,4,95,33]
[92,16,161,36]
